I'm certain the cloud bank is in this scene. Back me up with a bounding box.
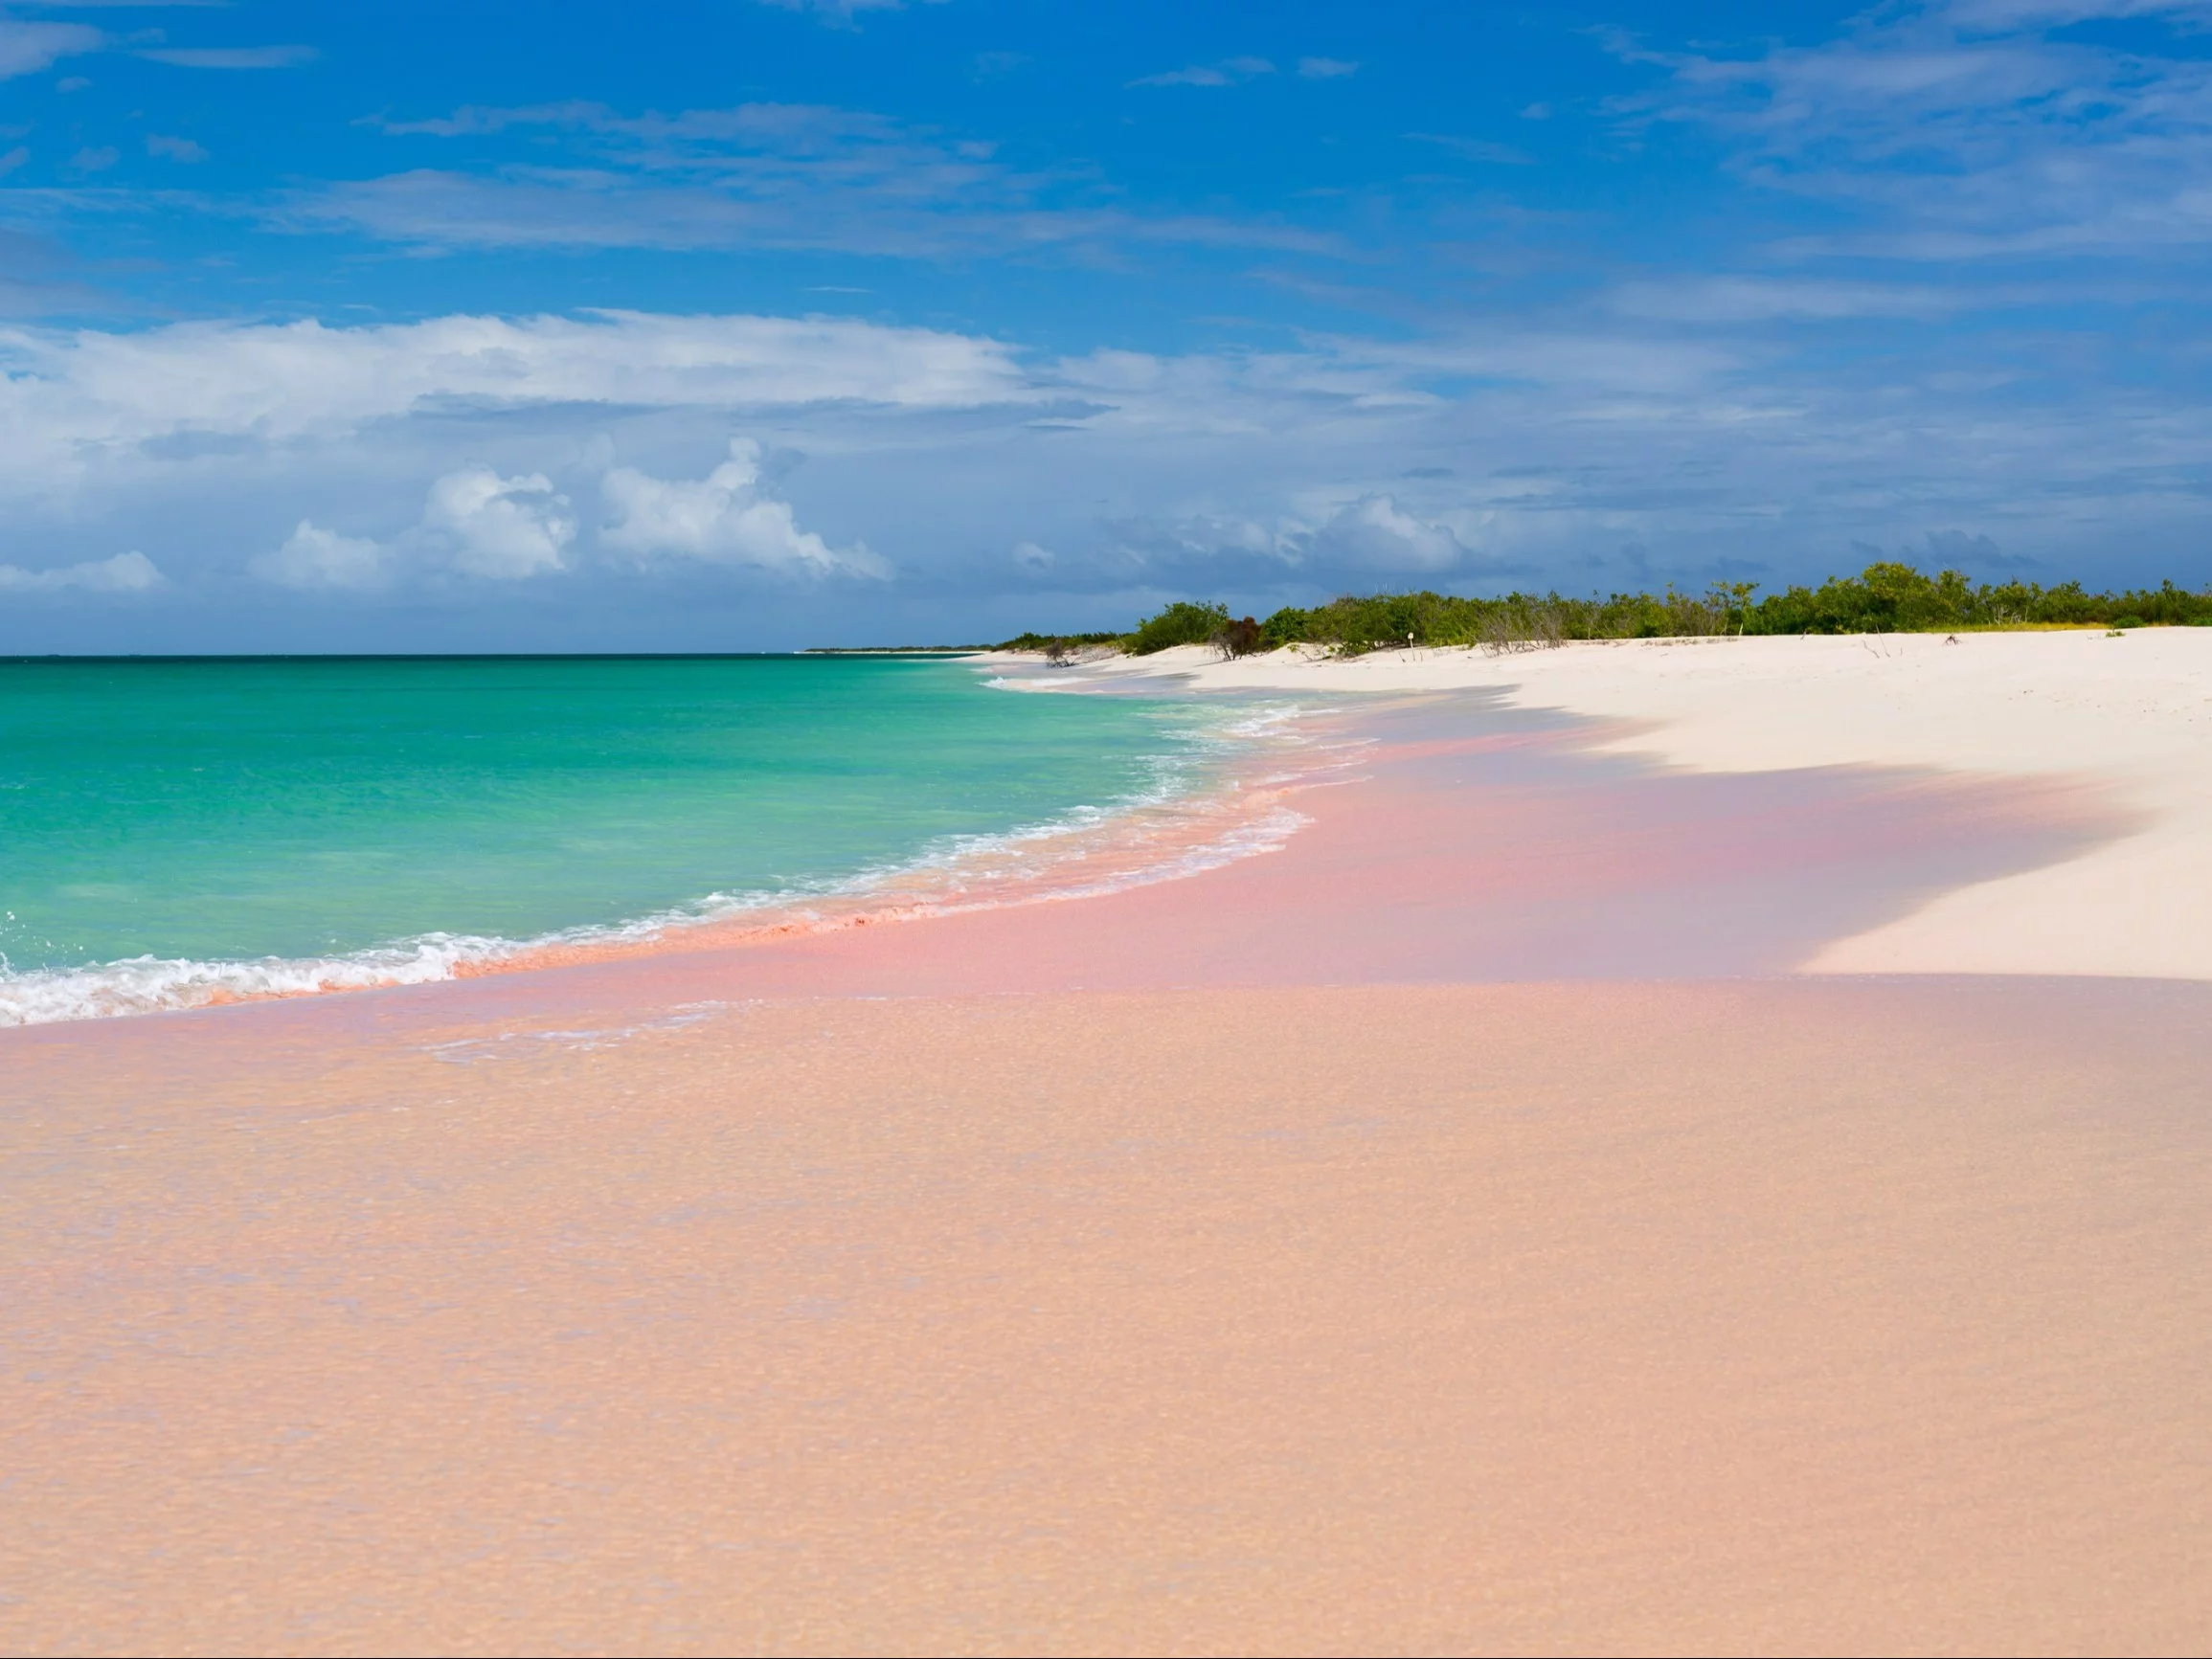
[0,294,2203,647]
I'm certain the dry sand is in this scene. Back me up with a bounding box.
[6,643,2211,1654]
[1037,627,2212,979]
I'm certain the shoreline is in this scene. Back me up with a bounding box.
[9,640,2212,1652]
[0,684,1325,1028]
[0,679,2127,1039]
[992,627,2212,979]
[15,624,2198,1029]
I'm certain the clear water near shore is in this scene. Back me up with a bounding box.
[0,655,1278,1023]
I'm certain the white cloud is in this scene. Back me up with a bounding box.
[1099,494,1476,576]
[307,101,1340,262]
[0,550,162,593]
[5,304,2210,634]
[1130,57,1275,88]
[0,311,1030,499]
[1621,0,2212,259]
[67,146,118,173]
[137,45,316,69]
[602,439,887,577]
[0,146,27,177]
[421,466,574,578]
[1298,496,1469,571]
[1406,133,1535,166]
[0,21,102,79]
[755,0,905,17]
[1298,57,1358,79]
[1607,276,1962,322]
[252,471,579,591]
[253,520,385,591]
[252,473,576,589]
[146,133,208,163]
[1129,66,1229,88]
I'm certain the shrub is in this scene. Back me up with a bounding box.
[996,629,1123,652]
[1027,565,2212,656]
[1211,616,1266,658]
[1127,600,1231,655]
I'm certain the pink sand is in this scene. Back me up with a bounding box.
[2,692,2199,1655]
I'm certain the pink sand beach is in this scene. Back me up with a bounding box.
[8,634,2212,1654]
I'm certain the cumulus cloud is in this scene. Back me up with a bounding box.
[253,521,386,592]
[1100,495,1475,577]
[1298,57,1359,78]
[0,20,102,80]
[146,133,208,163]
[257,445,875,594]
[4,303,2208,637]
[421,466,575,578]
[0,549,162,593]
[254,471,575,591]
[602,439,886,578]
[1297,495,1469,571]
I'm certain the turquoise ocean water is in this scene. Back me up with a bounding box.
[0,656,1255,1023]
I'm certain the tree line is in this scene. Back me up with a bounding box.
[1001,562,2212,659]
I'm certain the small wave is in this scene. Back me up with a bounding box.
[0,698,1346,1027]
[0,935,503,1026]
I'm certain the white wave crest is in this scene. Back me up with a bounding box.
[0,934,515,1026]
[0,696,1340,1027]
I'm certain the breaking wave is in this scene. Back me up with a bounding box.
[0,697,1345,1026]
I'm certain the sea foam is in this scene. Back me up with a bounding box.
[0,697,1343,1026]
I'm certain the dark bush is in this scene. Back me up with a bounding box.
[1211,616,1266,658]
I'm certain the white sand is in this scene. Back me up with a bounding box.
[1022,628,2212,979]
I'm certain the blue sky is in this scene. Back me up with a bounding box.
[2,0,2209,649]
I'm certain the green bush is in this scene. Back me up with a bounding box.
[1037,564,2212,655]
[1126,600,1231,655]
[995,630,1125,651]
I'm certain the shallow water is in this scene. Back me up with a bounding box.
[0,654,1257,1020]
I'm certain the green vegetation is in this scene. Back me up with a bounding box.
[1126,601,1232,654]
[992,629,1126,654]
[1004,562,2212,659]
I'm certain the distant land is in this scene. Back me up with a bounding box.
[976,560,2212,660]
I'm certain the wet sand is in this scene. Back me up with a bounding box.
[5,689,2208,1654]
[10,980,2212,1655]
